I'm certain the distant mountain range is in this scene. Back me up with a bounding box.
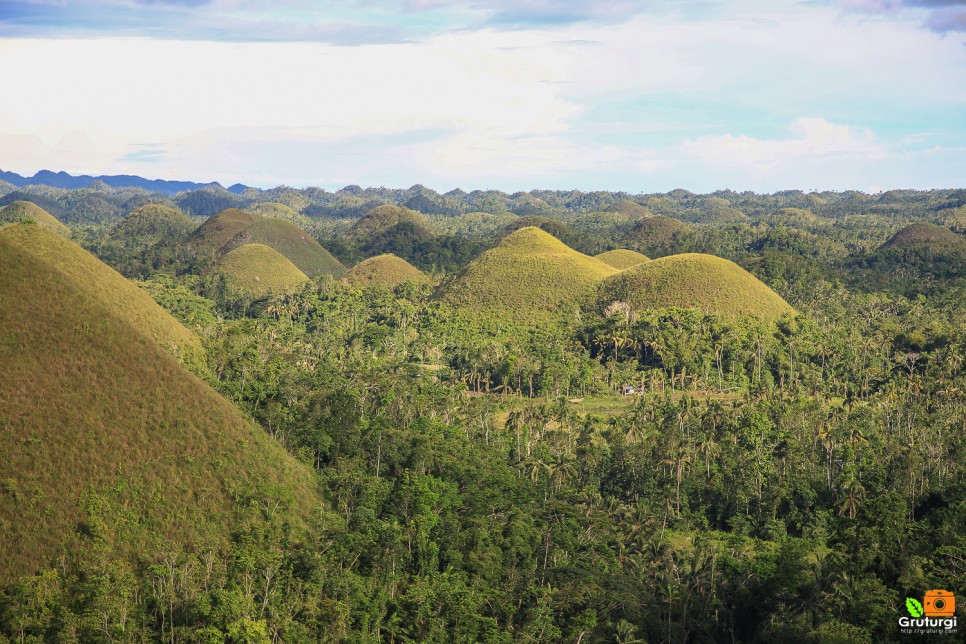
[0,168,252,196]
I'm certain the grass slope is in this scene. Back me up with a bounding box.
[880,222,966,252]
[342,253,428,288]
[347,205,432,240]
[108,203,195,251]
[190,208,260,254]
[440,226,618,325]
[223,218,345,278]
[599,253,796,322]
[625,216,690,245]
[604,200,653,218]
[252,202,312,227]
[0,201,69,236]
[0,224,319,581]
[212,243,309,298]
[595,249,650,270]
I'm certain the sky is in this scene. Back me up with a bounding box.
[0,0,965,193]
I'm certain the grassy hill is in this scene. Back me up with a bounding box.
[595,249,650,270]
[342,254,428,288]
[880,222,966,252]
[604,200,653,218]
[347,205,432,241]
[0,200,69,236]
[439,226,618,325]
[599,253,796,322]
[252,201,312,227]
[626,215,690,243]
[108,203,195,251]
[0,223,319,581]
[223,218,345,279]
[212,243,310,298]
[190,208,260,254]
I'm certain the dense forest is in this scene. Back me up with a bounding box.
[1,179,965,642]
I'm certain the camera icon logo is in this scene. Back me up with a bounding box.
[924,590,956,617]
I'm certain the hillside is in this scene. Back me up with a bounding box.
[625,215,690,246]
[223,218,345,278]
[252,201,312,226]
[0,223,319,581]
[880,222,966,252]
[599,253,796,322]
[595,249,650,270]
[342,253,428,288]
[440,226,618,325]
[604,200,652,218]
[107,203,195,251]
[212,243,310,298]
[347,204,432,240]
[189,208,260,253]
[0,200,69,235]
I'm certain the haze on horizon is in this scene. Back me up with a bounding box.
[1,0,965,194]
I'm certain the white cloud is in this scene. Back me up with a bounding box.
[681,117,884,176]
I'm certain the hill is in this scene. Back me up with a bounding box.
[502,215,575,244]
[439,226,618,325]
[604,200,653,218]
[595,249,650,270]
[880,222,966,252]
[252,201,312,226]
[347,205,432,241]
[0,200,69,235]
[342,254,428,288]
[107,203,195,251]
[211,243,310,298]
[0,223,318,581]
[598,253,795,322]
[625,215,690,246]
[189,208,260,254]
[223,218,345,279]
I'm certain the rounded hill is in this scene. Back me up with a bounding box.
[503,215,574,243]
[599,253,795,322]
[212,243,309,298]
[108,203,195,250]
[440,226,618,325]
[880,222,966,252]
[190,208,260,254]
[604,200,653,218]
[347,205,432,241]
[252,201,312,226]
[0,200,69,236]
[342,254,428,288]
[625,215,690,246]
[595,249,650,270]
[223,218,345,278]
[0,224,319,580]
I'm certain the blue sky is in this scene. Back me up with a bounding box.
[1,0,964,192]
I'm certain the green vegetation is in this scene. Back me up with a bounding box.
[341,253,428,288]
[0,223,319,582]
[223,218,346,278]
[880,221,966,251]
[594,248,650,270]
[211,243,309,298]
[346,204,432,241]
[624,214,691,255]
[3,183,966,642]
[0,201,68,235]
[440,226,617,325]
[604,199,652,217]
[599,252,796,322]
[251,201,312,226]
[106,203,195,250]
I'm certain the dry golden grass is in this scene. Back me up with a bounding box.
[212,243,310,298]
[595,249,651,270]
[223,218,345,278]
[439,226,618,324]
[0,223,320,582]
[0,200,69,236]
[190,208,260,253]
[342,253,428,288]
[599,252,796,322]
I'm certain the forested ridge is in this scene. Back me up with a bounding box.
[1,182,965,642]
